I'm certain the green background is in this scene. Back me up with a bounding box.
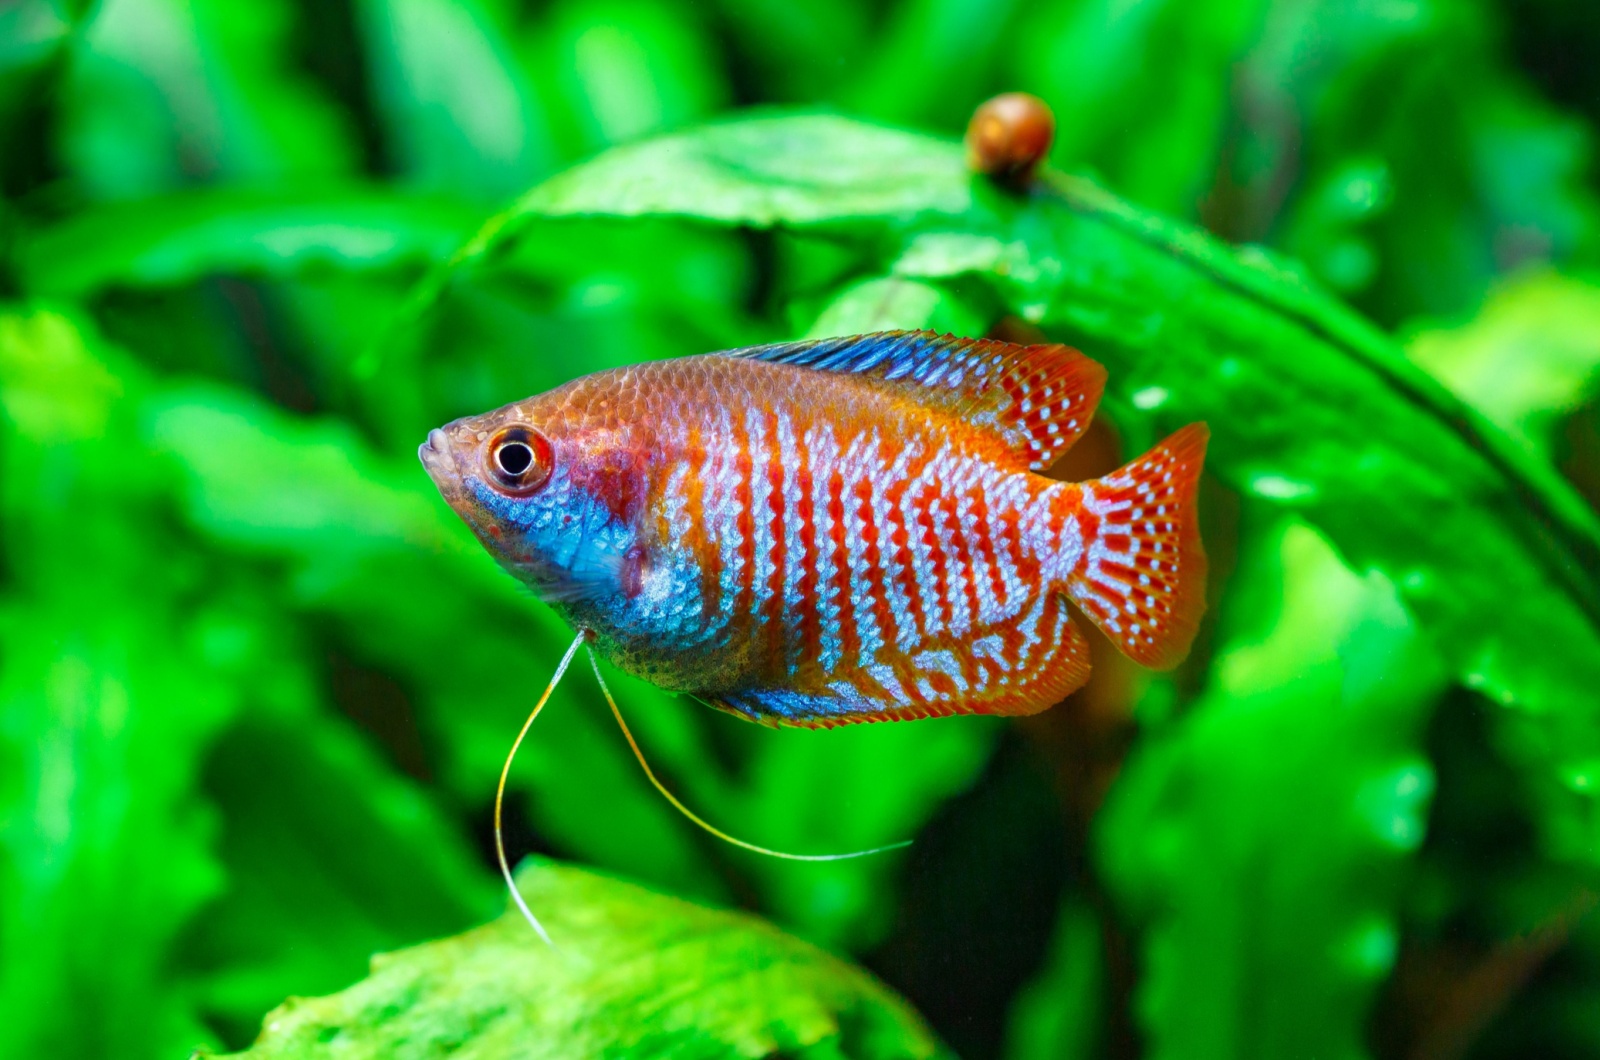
[4,0,1600,1057]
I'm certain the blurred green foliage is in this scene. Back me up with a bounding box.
[4,0,1600,1058]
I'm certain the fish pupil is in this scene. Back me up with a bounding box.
[497,442,534,476]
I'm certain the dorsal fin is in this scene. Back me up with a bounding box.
[729,330,1106,471]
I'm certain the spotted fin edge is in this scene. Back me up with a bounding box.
[1065,423,1209,670]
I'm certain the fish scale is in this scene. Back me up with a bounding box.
[421,331,1209,727]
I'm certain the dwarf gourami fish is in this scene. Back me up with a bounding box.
[421,331,1208,727]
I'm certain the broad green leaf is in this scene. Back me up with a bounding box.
[1,306,583,1057]
[802,275,986,341]
[355,116,975,374]
[0,2,71,75]
[725,715,1002,951]
[1097,521,1444,1060]
[1406,268,1600,453]
[1002,895,1103,1060]
[356,213,759,381]
[182,704,498,1043]
[485,113,973,232]
[421,112,1600,865]
[1010,0,1266,217]
[212,860,948,1060]
[704,0,870,104]
[0,306,244,1057]
[0,2,73,151]
[0,553,239,1060]
[18,188,478,297]
[56,0,352,200]
[1256,0,1600,322]
[840,0,1027,129]
[0,305,122,442]
[528,0,727,153]
[354,0,553,199]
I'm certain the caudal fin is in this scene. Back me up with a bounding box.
[1064,423,1208,670]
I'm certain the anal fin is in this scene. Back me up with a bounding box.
[702,597,1094,729]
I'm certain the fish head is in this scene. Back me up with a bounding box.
[419,392,645,604]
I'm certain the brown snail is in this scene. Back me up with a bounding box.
[966,92,1055,186]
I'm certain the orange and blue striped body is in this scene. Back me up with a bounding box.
[420,333,1208,727]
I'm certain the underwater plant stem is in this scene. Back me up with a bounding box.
[495,630,587,946]
[586,644,912,862]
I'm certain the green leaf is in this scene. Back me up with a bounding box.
[528,0,728,153]
[354,0,553,199]
[56,0,353,200]
[182,704,498,1044]
[0,305,487,1055]
[840,0,1028,129]
[484,112,974,232]
[703,0,870,104]
[1001,895,1104,1060]
[0,306,247,1057]
[0,2,74,155]
[1096,520,1445,1060]
[355,115,975,373]
[1256,1,1600,321]
[802,275,987,341]
[720,715,1002,951]
[451,112,1600,867]
[17,187,479,297]
[1009,0,1265,217]
[0,553,238,1060]
[1406,268,1600,454]
[211,860,948,1060]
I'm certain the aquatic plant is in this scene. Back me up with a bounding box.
[4,2,1600,1057]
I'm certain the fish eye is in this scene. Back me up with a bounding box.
[497,442,533,475]
[485,426,552,494]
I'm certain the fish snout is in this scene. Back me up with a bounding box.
[419,428,464,491]
[419,427,450,465]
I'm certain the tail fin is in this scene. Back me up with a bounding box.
[1063,423,1209,670]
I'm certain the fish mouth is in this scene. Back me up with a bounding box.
[418,427,460,494]
[418,427,448,463]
